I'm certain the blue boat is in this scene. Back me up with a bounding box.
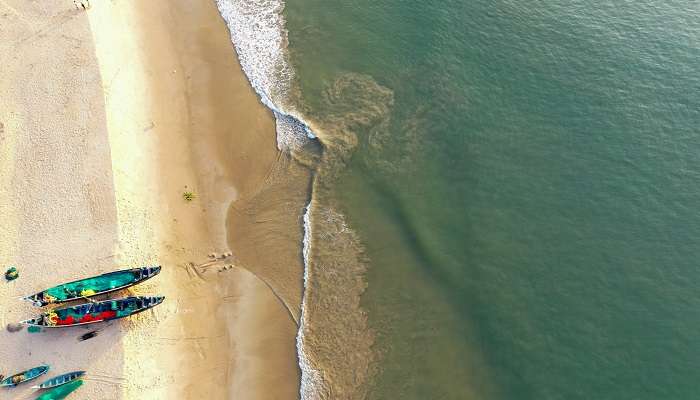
[23,266,161,307]
[0,365,50,387]
[33,371,86,389]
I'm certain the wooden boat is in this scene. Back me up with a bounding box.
[23,266,161,306]
[33,371,85,389]
[21,296,165,328]
[0,365,49,387]
[35,379,83,400]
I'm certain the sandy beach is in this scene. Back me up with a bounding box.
[0,0,303,398]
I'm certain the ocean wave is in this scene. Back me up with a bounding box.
[215,0,313,151]
[298,201,327,399]
[214,0,323,398]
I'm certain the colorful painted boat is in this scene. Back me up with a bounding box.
[35,379,83,400]
[0,365,49,387]
[23,266,161,306]
[21,296,165,328]
[33,371,85,389]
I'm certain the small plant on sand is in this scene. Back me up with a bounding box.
[183,191,196,202]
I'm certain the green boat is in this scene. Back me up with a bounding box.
[33,371,85,389]
[35,379,83,400]
[0,365,49,387]
[21,296,165,328]
[23,266,161,306]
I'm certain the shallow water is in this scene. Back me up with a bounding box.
[283,1,700,399]
[219,0,700,398]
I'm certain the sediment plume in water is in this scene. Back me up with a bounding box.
[296,74,394,399]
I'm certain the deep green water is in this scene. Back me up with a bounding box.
[284,1,700,399]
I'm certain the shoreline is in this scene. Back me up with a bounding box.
[1,1,302,398]
[214,1,380,398]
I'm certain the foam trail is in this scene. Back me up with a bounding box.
[214,0,322,398]
[297,201,325,399]
[215,0,313,151]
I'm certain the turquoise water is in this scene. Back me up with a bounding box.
[280,1,700,398]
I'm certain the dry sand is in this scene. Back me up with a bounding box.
[0,0,303,398]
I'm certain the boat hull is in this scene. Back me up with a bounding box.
[23,266,161,307]
[34,371,86,389]
[21,296,165,328]
[0,365,50,387]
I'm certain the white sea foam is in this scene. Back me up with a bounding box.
[214,0,322,398]
[297,202,325,399]
[215,0,313,151]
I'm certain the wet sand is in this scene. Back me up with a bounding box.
[0,0,303,398]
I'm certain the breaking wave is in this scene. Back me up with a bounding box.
[297,202,326,398]
[215,0,313,152]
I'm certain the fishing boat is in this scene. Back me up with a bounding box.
[21,296,165,328]
[33,371,85,389]
[0,365,49,387]
[35,379,83,400]
[23,266,161,306]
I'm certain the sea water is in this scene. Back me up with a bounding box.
[218,0,700,399]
